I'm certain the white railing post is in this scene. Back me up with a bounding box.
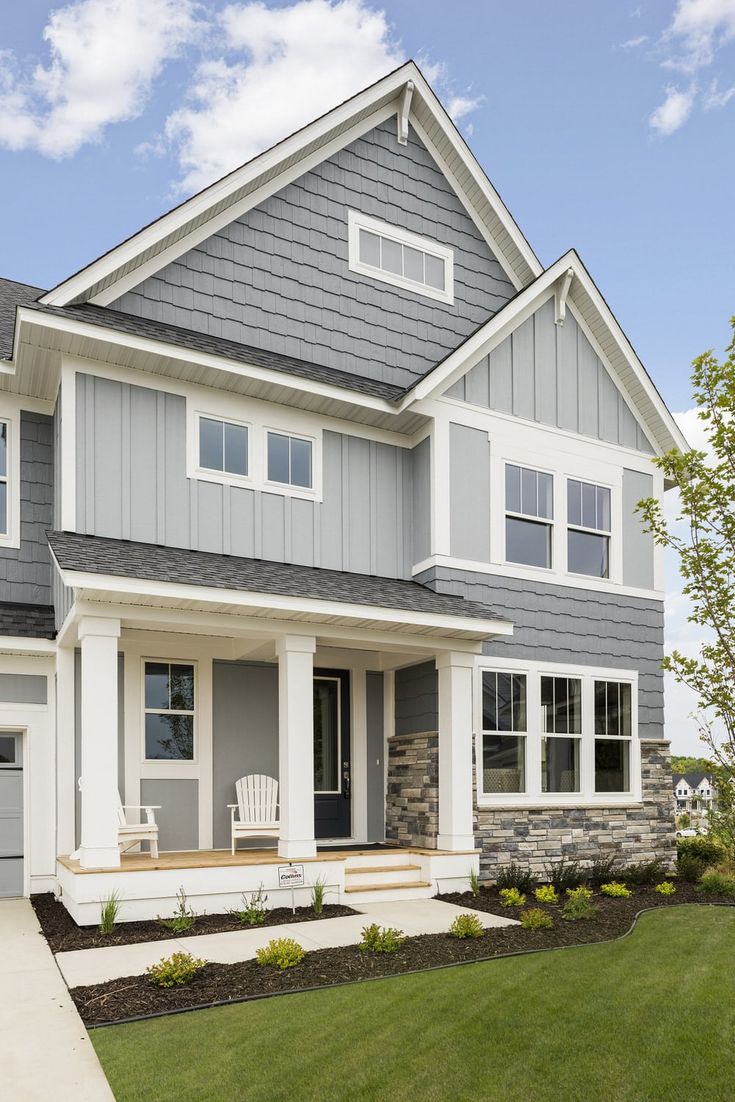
[276,634,317,859]
[78,617,121,869]
[436,651,476,851]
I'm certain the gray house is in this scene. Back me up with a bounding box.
[0,62,683,922]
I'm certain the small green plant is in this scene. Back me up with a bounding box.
[359,924,405,953]
[255,938,306,969]
[587,855,618,885]
[448,913,485,939]
[160,886,196,934]
[310,876,326,915]
[698,868,735,896]
[600,881,632,898]
[619,860,666,886]
[534,884,559,905]
[468,868,481,897]
[98,890,121,936]
[229,885,268,926]
[499,887,526,908]
[147,951,205,988]
[495,862,536,893]
[562,885,596,921]
[677,853,706,883]
[655,881,677,895]
[544,859,585,892]
[520,907,554,930]
[677,836,724,868]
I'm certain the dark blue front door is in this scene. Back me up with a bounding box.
[313,670,351,839]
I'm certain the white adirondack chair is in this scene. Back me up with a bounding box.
[229,775,280,854]
[116,793,161,858]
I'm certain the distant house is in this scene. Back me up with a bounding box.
[673,773,716,815]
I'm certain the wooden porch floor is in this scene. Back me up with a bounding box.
[56,845,470,875]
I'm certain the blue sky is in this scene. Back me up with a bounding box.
[1,0,733,752]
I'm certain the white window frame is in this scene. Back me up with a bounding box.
[195,412,251,485]
[313,674,343,795]
[142,658,198,765]
[503,461,555,573]
[475,657,640,809]
[566,476,613,580]
[264,428,315,492]
[348,210,454,305]
[0,410,20,549]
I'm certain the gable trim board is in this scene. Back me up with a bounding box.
[39,62,540,310]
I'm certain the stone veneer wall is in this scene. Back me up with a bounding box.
[385,732,438,848]
[474,741,676,879]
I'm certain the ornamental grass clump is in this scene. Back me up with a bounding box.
[159,887,196,934]
[499,887,526,908]
[229,885,268,926]
[147,951,205,988]
[98,890,121,936]
[468,868,481,897]
[655,881,677,895]
[255,938,305,969]
[600,881,632,898]
[449,913,485,939]
[311,876,327,915]
[698,868,735,896]
[562,885,596,921]
[520,908,554,930]
[359,924,405,954]
[534,884,559,905]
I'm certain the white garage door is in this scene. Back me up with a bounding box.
[0,733,23,898]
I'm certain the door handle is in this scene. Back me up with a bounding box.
[342,760,351,799]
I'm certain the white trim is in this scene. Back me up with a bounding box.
[59,362,77,532]
[195,411,252,487]
[0,405,20,550]
[347,210,454,305]
[263,427,317,496]
[141,658,197,765]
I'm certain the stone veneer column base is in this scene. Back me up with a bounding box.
[385,732,438,848]
[474,741,676,880]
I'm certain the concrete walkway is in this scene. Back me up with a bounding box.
[57,897,517,988]
[0,899,114,1101]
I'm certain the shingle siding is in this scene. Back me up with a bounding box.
[0,412,53,605]
[111,120,514,389]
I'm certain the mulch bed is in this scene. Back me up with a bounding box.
[69,884,734,1027]
[31,893,357,954]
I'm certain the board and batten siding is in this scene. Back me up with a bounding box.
[111,120,514,390]
[415,567,665,741]
[445,297,654,454]
[75,373,425,577]
[0,411,54,605]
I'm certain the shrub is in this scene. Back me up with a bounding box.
[449,913,485,939]
[699,869,735,897]
[586,855,618,885]
[677,836,724,868]
[468,868,481,897]
[311,876,326,916]
[256,938,306,969]
[534,884,559,905]
[98,890,121,936]
[619,860,665,886]
[562,885,596,922]
[499,887,526,908]
[544,859,585,892]
[655,881,677,895]
[520,908,554,930]
[147,951,205,988]
[495,862,536,893]
[677,853,706,883]
[600,881,632,898]
[159,887,196,934]
[359,924,405,954]
[229,885,268,926]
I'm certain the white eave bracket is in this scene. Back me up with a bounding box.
[554,266,574,326]
[397,80,414,145]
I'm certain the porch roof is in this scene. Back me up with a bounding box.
[48,531,512,642]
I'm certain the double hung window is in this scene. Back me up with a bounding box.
[505,464,553,569]
[567,479,611,578]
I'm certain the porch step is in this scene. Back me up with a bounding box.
[345,864,421,876]
[345,880,432,893]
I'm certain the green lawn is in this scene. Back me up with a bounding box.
[92,906,735,1102]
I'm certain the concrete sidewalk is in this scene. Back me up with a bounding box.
[0,899,113,1101]
[57,897,516,988]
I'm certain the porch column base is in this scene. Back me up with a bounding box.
[437,834,476,852]
[278,839,318,860]
[78,845,121,870]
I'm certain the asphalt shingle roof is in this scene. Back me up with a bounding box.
[0,277,44,358]
[0,601,55,639]
[48,531,504,625]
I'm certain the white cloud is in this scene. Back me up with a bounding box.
[704,75,735,104]
[0,0,199,158]
[619,35,648,48]
[649,83,697,133]
[664,0,735,73]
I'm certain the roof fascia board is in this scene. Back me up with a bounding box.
[58,567,514,639]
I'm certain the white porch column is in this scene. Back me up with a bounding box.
[78,617,121,869]
[55,645,76,858]
[276,634,317,859]
[436,652,476,851]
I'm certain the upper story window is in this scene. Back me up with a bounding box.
[505,463,553,569]
[144,661,195,761]
[198,416,248,478]
[348,210,454,304]
[567,478,611,578]
[0,421,7,536]
[267,431,312,489]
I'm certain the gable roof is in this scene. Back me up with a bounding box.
[39,61,541,310]
[0,277,43,358]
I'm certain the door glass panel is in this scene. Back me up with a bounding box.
[314,679,339,793]
[0,735,16,764]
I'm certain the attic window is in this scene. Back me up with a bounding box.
[348,211,454,304]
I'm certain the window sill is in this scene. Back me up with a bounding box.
[476,798,643,811]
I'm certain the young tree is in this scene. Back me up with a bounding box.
[639,318,735,852]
